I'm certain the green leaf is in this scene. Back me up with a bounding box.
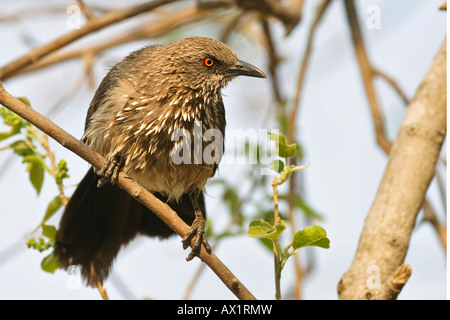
[41,224,57,244]
[276,163,309,185]
[16,96,31,107]
[0,129,17,142]
[0,107,24,129]
[268,132,296,158]
[29,162,44,194]
[22,154,45,166]
[42,196,63,225]
[270,159,284,173]
[278,166,292,184]
[295,144,304,160]
[26,237,51,252]
[10,140,34,156]
[293,225,330,250]
[247,219,286,241]
[55,159,69,184]
[40,252,60,274]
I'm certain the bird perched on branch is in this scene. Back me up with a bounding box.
[54,37,265,287]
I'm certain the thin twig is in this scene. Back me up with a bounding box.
[372,68,409,105]
[96,280,109,300]
[272,178,281,225]
[271,178,282,300]
[273,240,282,300]
[90,263,109,300]
[287,0,331,144]
[76,0,96,20]
[183,260,207,300]
[82,52,97,90]
[261,16,283,104]
[220,10,248,43]
[344,0,392,154]
[41,134,69,207]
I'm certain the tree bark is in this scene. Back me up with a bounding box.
[338,38,446,300]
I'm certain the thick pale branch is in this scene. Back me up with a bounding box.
[0,81,256,300]
[345,0,446,255]
[338,38,446,300]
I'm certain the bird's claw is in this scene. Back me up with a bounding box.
[96,154,121,188]
[182,216,211,261]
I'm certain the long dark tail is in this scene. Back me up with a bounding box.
[54,168,205,287]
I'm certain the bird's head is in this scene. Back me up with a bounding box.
[146,37,266,94]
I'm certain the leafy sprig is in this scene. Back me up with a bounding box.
[247,132,330,300]
[0,97,69,273]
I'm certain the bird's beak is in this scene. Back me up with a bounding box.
[227,60,266,78]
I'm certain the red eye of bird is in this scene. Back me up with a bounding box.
[203,58,214,67]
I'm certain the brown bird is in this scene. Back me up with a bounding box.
[54,37,265,287]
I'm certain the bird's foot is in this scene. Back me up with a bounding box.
[96,154,121,188]
[182,214,211,261]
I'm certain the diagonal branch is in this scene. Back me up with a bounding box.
[0,81,256,300]
[5,2,227,80]
[0,0,176,80]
